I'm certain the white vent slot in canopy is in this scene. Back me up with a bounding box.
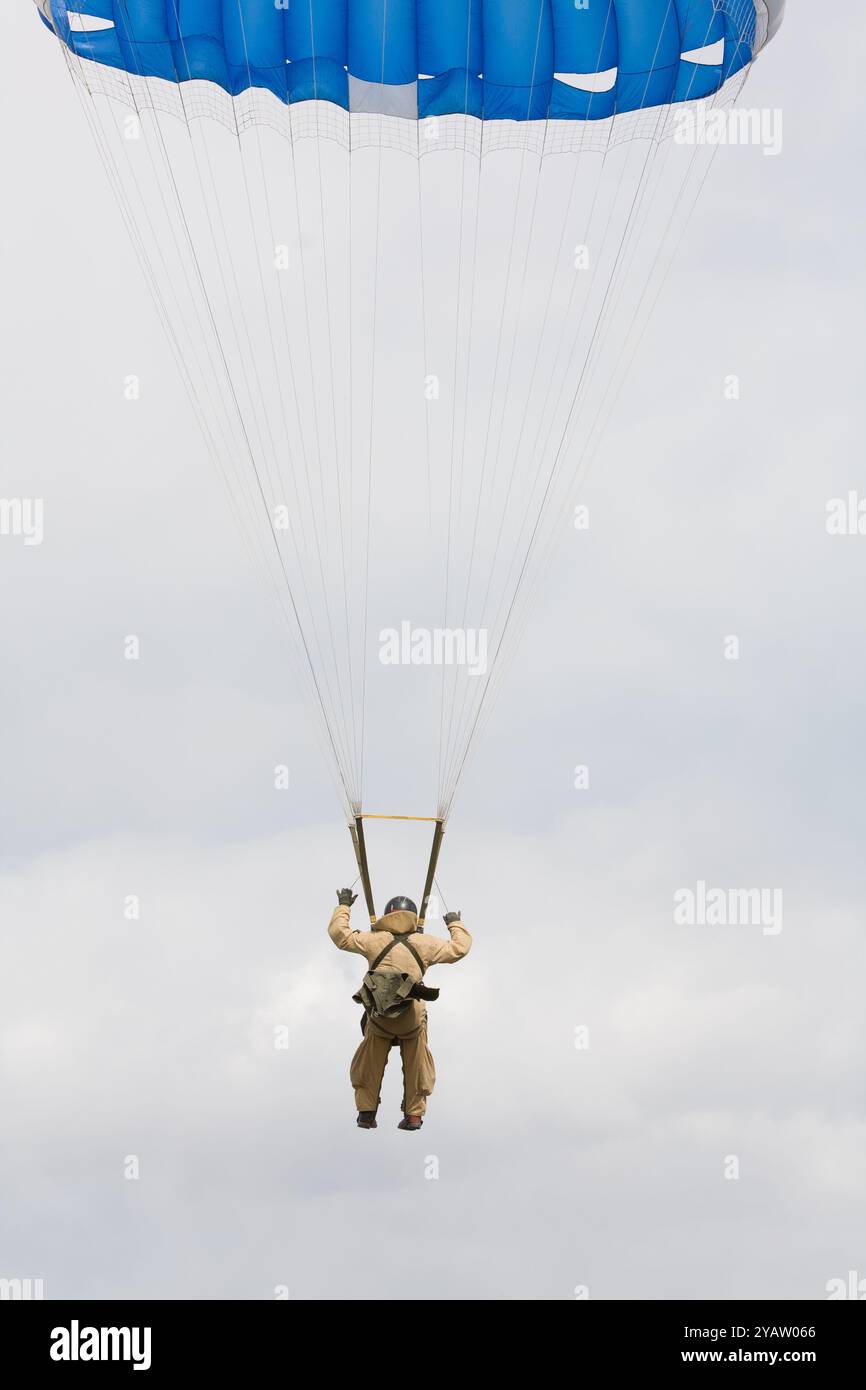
[554,68,618,94]
[67,12,115,31]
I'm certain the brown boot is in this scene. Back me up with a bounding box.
[398,1114,423,1131]
[357,1111,378,1129]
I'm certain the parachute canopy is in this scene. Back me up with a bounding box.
[39,1,782,120]
[34,1,783,836]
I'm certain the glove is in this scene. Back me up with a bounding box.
[444,911,461,925]
[337,889,358,907]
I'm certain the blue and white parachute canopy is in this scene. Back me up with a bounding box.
[31,1,787,825]
[37,1,784,123]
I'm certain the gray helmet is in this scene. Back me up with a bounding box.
[384,896,417,916]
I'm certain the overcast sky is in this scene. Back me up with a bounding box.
[2,5,864,1300]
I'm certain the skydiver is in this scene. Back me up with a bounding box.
[329,890,472,1130]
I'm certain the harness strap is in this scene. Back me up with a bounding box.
[371,932,426,976]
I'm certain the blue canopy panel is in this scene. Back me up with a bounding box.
[39,1,765,121]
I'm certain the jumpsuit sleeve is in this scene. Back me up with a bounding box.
[423,920,472,965]
[328,905,376,957]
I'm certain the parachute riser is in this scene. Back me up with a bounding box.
[348,815,445,928]
[418,821,445,928]
[350,817,377,925]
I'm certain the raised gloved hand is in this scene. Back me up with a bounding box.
[337,888,358,907]
[444,910,461,925]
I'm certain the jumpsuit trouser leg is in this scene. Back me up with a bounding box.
[350,1001,436,1116]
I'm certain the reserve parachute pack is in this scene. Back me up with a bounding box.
[353,933,440,1020]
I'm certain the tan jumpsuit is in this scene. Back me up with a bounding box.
[328,905,472,1116]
